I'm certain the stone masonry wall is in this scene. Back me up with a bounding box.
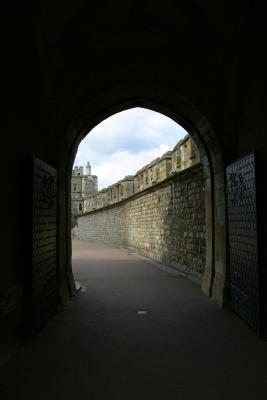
[77,164,206,279]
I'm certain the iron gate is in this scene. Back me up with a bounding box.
[226,152,260,333]
[28,157,58,336]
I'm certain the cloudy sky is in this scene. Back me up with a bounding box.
[74,108,187,189]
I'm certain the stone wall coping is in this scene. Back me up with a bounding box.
[120,175,134,181]
[179,133,191,146]
[135,164,149,174]
[159,151,173,160]
[146,157,161,169]
[104,175,135,189]
[134,152,172,175]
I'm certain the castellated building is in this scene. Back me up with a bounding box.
[71,161,98,215]
[72,134,199,215]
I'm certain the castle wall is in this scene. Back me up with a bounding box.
[77,163,205,280]
[82,135,199,213]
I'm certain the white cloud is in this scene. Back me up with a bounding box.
[94,144,169,189]
[74,107,188,189]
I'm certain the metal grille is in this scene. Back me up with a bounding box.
[226,152,260,332]
[31,157,57,334]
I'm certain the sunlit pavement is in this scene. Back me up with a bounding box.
[1,240,267,400]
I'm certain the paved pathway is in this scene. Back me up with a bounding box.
[1,240,267,400]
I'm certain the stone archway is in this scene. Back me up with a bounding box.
[57,82,226,307]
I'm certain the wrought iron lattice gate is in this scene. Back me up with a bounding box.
[23,157,58,338]
[226,152,260,333]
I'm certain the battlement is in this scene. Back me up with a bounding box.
[72,166,84,176]
[79,135,200,214]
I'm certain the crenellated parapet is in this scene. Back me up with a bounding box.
[83,176,135,212]
[80,135,200,214]
[171,134,200,172]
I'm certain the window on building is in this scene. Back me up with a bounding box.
[73,184,77,190]
[79,203,82,211]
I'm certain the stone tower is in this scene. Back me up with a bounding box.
[71,161,98,216]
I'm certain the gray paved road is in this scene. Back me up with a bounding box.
[1,240,267,400]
